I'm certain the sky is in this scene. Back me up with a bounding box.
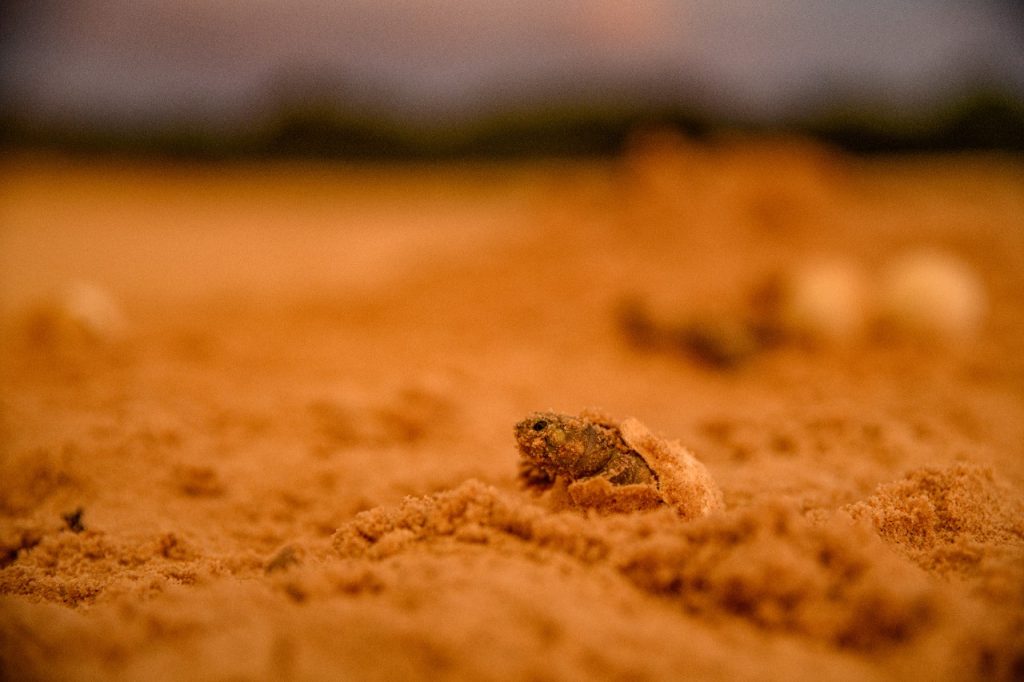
[2,1,1023,130]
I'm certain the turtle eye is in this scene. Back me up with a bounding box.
[532,420,548,431]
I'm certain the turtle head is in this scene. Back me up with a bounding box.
[514,412,571,467]
[513,411,616,480]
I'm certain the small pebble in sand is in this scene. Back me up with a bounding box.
[762,259,870,344]
[25,281,127,347]
[265,545,301,574]
[615,297,664,351]
[515,411,723,519]
[61,507,85,533]
[674,315,761,369]
[616,299,759,369]
[877,251,987,341]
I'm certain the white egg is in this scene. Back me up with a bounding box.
[879,251,987,340]
[62,281,127,341]
[779,259,870,343]
[26,281,127,348]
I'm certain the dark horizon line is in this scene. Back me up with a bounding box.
[2,85,1022,160]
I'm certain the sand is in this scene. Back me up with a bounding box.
[1,138,1023,681]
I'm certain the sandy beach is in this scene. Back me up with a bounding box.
[2,138,1023,680]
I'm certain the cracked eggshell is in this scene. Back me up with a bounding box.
[878,251,987,341]
[617,417,724,519]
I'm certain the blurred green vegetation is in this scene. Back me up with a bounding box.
[2,87,1021,160]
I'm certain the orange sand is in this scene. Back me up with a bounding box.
[1,139,1023,680]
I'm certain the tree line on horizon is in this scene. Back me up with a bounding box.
[2,87,1021,160]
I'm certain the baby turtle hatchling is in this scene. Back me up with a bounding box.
[514,410,723,518]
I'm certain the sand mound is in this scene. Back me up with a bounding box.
[335,480,941,649]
